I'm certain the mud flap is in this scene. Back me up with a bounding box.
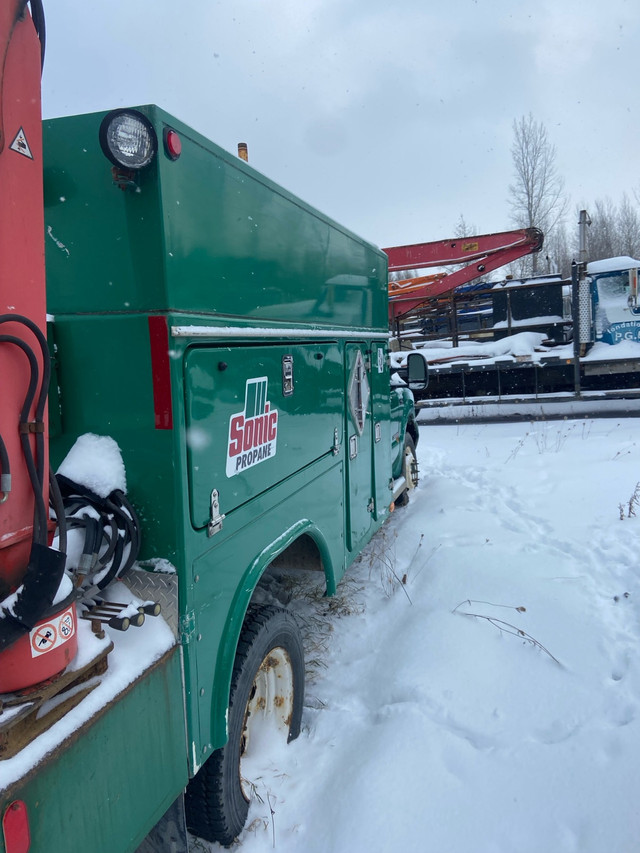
[135,793,188,853]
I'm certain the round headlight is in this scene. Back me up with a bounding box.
[99,110,158,169]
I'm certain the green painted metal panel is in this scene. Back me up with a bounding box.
[0,650,187,853]
[48,314,182,564]
[184,342,344,527]
[370,341,394,519]
[43,106,388,330]
[188,459,345,753]
[43,114,165,315]
[345,343,374,551]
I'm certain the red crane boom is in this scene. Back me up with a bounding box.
[384,227,544,324]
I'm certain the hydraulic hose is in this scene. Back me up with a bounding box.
[0,332,47,544]
[0,315,63,653]
[0,434,10,503]
[27,0,45,71]
[0,314,52,539]
[55,475,142,591]
[49,463,67,554]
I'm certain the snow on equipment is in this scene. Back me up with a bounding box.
[384,228,544,329]
[389,215,640,409]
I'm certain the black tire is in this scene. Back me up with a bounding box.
[185,605,305,847]
[395,433,418,508]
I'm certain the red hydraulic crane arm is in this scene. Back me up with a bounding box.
[384,227,544,323]
[383,227,543,273]
[0,1,50,584]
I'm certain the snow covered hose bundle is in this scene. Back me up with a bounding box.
[55,474,141,590]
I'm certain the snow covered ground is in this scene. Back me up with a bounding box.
[193,415,640,853]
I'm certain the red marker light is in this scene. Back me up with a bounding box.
[164,128,182,160]
[3,801,30,853]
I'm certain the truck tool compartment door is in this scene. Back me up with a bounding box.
[345,342,375,553]
[184,342,343,526]
[369,340,393,518]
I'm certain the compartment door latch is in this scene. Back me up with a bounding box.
[208,488,225,537]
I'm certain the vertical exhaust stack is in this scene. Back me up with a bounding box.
[576,209,593,353]
[238,142,248,162]
[578,209,591,271]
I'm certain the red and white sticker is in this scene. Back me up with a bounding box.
[30,606,75,657]
[226,376,278,477]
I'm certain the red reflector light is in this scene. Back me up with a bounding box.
[3,801,31,853]
[148,316,174,430]
[164,128,182,160]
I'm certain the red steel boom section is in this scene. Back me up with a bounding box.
[384,227,544,324]
[0,1,49,587]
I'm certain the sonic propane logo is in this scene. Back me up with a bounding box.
[226,377,278,477]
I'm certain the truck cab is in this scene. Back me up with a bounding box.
[589,256,640,344]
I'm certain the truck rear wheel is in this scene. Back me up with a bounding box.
[185,605,305,847]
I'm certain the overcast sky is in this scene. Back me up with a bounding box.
[42,0,639,250]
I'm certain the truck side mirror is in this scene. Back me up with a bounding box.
[407,352,428,390]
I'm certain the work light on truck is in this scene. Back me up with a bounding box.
[99,109,157,169]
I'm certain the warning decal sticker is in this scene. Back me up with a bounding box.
[226,377,278,477]
[30,606,75,657]
[9,127,33,159]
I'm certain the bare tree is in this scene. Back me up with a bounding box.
[617,194,640,259]
[545,221,572,278]
[586,198,618,260]
[450,214,484,283]
[453,214,477,239]
[508,113,567,274]
[571,196,640,263]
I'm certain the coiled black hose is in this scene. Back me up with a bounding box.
[56,475,141,590]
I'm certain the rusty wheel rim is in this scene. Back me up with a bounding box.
[403,443,418,491]
[239,646,294,800]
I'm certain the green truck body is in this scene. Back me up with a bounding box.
[1,106,418,851]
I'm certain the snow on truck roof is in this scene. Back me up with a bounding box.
[587,256,640,274]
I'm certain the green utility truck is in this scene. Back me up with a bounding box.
[0,106,419,851]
